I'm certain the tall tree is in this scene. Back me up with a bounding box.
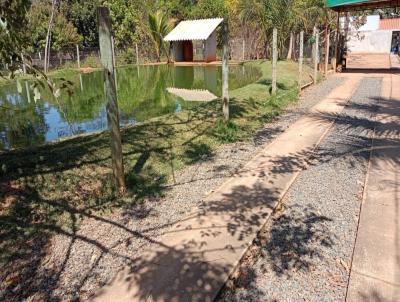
[44,0,57,73]
[60,0,101,47]
[28,1,82,52]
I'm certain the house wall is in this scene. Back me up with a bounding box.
[347,30,392,54]
[172,41,184,62]
[204,31,217,62]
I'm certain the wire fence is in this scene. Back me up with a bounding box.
[5,26,337,79]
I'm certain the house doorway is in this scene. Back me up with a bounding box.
[182,41,193,62]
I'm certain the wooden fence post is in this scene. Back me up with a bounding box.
[21,53,26,74]
[76,45,80,69]
[222,20,229,122]
[111,37,116,67]
[314,28,319,85]
[312,26,316,65]
[97,6,126,193]
[111,36,118,88]
[324,24,330,75]
[287,32,294,60]
[242,38,245,61]
[25,81,31,103]
[299,30,304,93]
[272,27,278,96]
[333,12,340,72]
[135,43,139,65]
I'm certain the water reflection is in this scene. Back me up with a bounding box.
[0,64,261,150]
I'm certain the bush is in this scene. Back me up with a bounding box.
[81,55,101,68]
[116,49,137,66]
[213,118,240,143]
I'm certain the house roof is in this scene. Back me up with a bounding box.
[164,18,223,42]
[327,0,400,11]
[380,18,400,29]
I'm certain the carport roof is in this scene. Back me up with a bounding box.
[164,18,223,42]
[327,0,400,11]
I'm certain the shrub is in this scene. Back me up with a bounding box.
[213,118,240,143]
[81,55,101,68]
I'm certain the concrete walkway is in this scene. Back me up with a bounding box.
[91,76,363,302]
[346,73,400,302]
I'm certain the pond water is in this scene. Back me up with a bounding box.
[0,64,261,150]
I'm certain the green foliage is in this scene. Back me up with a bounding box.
[156,0,195,20]
[60,0,101,47]
[81,55,101,68]
[213,118,240,143]
[103,0,147,49]
[0,0,31,71]
[27,1,82,52]
[147,10,173,62]
[189,0,228,19]
[116,49,137,65]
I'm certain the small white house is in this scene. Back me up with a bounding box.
[346,15,400,54]
[164,18,223,63]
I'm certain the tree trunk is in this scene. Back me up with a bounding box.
[287,32,294,60]
[44,0,57,73]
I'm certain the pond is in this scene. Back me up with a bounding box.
[0,64,261,150]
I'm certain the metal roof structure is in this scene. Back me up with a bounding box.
[164,18,223,42]
[327,0,400,11]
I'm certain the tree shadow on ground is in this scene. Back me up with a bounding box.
[0,102,221,300]
[256,79,290,91]
[356,288,393,302]
[91,180,280,302]
[183,141,214,165]
[264,204,334,276]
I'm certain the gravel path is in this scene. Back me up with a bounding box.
[17,77,344,301]
[219,77,381,302]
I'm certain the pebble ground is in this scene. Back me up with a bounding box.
[220,77,381,302]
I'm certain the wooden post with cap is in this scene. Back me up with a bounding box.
[272,28,278,96]
[97,6,126,193]
[222,20,229,122]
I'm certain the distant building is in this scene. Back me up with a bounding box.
[164,18,223,63]
[346,15,400,54]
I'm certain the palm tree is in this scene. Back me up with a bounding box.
[148,10,173,62]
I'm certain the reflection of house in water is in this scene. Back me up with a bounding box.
[164,18,223,63]
[167,66,219,101]
[166,88,217,102]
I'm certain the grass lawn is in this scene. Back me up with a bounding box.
[0,60,316,273]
